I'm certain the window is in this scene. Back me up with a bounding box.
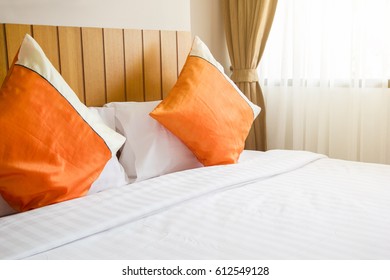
[259,0,390,88]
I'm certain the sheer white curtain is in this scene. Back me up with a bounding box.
[259,0,390,164]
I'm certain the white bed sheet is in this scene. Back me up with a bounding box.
[1,150,389,259]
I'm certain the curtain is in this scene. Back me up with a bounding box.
[264,86,390,165]
[258,0,390,164]
[223,0,278,151]
[259,0,390,88]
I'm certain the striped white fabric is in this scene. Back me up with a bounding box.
[1,150,390,259]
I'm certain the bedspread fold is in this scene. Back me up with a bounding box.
[0,150,323,259]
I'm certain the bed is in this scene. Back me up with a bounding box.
[0,23,390,260]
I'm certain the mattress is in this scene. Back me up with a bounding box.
[1,150,389,260]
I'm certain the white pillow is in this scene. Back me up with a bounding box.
[105,101,203,182]
[90,107,117,130]
[88,107,130,193]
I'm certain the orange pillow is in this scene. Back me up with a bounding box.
[0,35,125,212]
[150,37,260,166]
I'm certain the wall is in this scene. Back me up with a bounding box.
[190,0,230,72]
[0,0,190,31]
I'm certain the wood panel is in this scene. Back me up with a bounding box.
[32,25,60,71]
[177,31,192,74]
[143,30,162,101]
[124,29,144,101]
[81,27,106,106]
[58,26,85,103]
[0,23,191,106]
[4,24,31,66]
[161,31,178,98]
[0,24,7,83]
[104,28,125,103]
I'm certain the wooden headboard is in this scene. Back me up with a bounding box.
[0,23,192,106]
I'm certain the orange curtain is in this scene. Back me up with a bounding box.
[223,0,278,151]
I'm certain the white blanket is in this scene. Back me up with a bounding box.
[1,150,389,259]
